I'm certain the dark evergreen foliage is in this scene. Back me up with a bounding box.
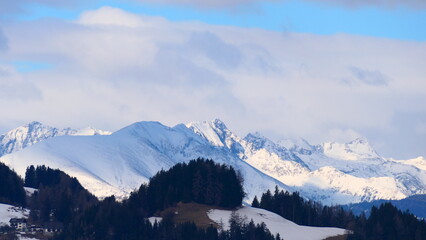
[0,162,26,206]
[254,186,426,240]
[141,158,245,213]
[348,203,426,240]
[24,165,64,188]
[26,165,98,224]
[57,159,276,240]
[255,186,352,227]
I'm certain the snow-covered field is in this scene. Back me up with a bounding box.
[0,203,29,226]
[208,206,347,240]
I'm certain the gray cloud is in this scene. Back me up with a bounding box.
[0,0,93,15]
[1,7,426,159]
[1,0,423,14]
[304,0,426,9]
[0,28,8,52]
[348,66,389,86]
[134,0,278,9]
[0,66,42,101]
[132,0,426,9]
[364,110,426,159]
[188,31,242,69]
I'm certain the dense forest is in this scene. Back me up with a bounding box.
[24,165,98,224]
[0,162,26,206]
[59,158,277,240]
[253,188,426,240]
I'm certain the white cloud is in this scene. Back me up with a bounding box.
[0,7,425,159]
[77,6,151,28]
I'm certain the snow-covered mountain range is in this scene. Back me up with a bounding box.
[0,121,111,156]
[0,119,425,205]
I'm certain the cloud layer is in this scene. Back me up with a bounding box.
[310,0,426,9]
[2,0,424,12]
[0,7,425,159]
[133,0,426,9]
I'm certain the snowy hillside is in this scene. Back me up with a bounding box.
[0,121,111,157]
[0,121,289,200]
[0,119,425,205]
[207,206,347,240]
[0,203,29,226]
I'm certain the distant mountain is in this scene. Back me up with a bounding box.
[0,119,425,205]
[187,121,426,204]
[343,194,426,219]
[0,120,289,200]
[0,121,111,157]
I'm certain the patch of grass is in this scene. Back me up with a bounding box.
[323,234,349,240]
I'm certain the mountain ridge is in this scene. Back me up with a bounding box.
[0,120,291,201]
[0,121,111,157]
[0,119,425,205]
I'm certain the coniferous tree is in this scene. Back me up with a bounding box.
[251,196,260,208]
[0,162,26,206]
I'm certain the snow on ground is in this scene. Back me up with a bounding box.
[0,203,29,226]
[148,217,162,225]
[392,156,426,171]
[17,235,39,240]
[24,187,37,197]
[208,206,347,240]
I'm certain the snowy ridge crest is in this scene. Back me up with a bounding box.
[0,121,111,157]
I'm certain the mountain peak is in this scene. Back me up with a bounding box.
[277,138,313,152]
[322,137,380,161]
[0,121,111,156]
[27,121,43,126]
[348,137,369,145]
[211,118,227,129]
[244,132,269,149]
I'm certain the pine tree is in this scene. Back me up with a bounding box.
[252,196,260,208]
[24,165,36,188]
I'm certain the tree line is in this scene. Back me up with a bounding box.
[0,162,26,206]
[58,158,277,240]
[24,165,98,224]
[253,187,426,240]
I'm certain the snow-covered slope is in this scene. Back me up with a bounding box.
[392,156,426,171]
[240,133,426,204]
[188,120,426,204]
[322,138,380,161]
[207,206,347,240]
[0,121,289,200]
[0,203,29,226]
[0,122,111,157]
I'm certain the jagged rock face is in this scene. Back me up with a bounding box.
[0,119,425,205]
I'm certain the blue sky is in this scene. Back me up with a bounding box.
[0,0,425,159]
[7,0,426,41]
